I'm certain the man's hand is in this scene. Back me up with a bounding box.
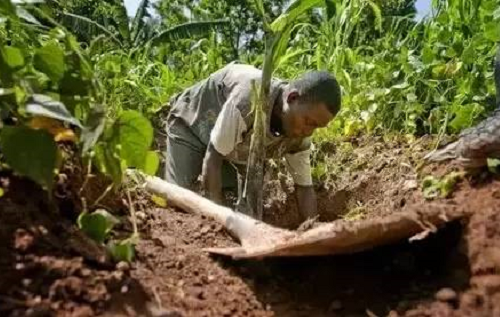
[201,143,224,204]
[295,185,317,221]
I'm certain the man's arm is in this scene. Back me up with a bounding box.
[295,184,317,220]
[201,143,224,204]
[285,140,318,221]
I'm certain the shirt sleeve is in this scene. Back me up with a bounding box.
[285,140,313,186]
[210,93,248,156]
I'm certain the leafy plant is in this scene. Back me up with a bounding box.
[421,172,464,200]
[0,126,58,190]
[56,0,229,49]
[241,0,326,218]
[77,209,119,244]
[108,239,136,263]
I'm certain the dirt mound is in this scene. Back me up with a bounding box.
[263,136,436,229]
[1,136,500,316]
[0,174,151,316]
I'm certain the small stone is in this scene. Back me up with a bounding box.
[136,212,147,220]
[435,288,457,302]
[22,279,32,287]
[15,263,25,270]
[38,226,48,235]
[14,229,34,251]
[460,292,481,307]
[33,296,42,304]
[80,268,92,277]
[366,309,378,317]
[200,226,210,234]
[111,271,125,282]
[404,180,418,190]
[121,285,129,293]
[116,261,130,272]
[492,190,500,199]
[387,310,399,317]
[471,275,500,294]
[71,305,94,317]
[329,300,343,311]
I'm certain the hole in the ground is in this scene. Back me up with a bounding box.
[223,221,469,316]
[263,177,390,229]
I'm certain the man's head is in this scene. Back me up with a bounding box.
[280,71,341,138]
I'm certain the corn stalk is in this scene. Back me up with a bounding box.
[241,0,324,219]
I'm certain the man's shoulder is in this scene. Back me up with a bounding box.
[219,62,262,80]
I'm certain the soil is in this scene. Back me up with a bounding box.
[1,136,500,316]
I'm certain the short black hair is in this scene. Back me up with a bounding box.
[289,71,342,115]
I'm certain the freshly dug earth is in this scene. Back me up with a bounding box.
[1,136,500,316]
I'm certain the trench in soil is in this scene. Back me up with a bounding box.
[211,221,469,316]
[2,137,500,316]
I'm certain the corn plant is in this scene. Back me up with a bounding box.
[241,0,324,219]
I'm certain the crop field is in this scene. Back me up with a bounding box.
[1,0,500,316]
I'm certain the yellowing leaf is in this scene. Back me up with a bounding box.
[29,116,77,143]
[151,194,167,208]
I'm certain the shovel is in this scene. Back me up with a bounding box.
[143,175,462,260]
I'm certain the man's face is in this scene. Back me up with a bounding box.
[281,92,335,138]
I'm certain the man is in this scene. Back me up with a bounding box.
[164,62,341,221]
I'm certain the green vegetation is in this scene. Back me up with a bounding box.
[0,0,499,260]
[421,171,464,200]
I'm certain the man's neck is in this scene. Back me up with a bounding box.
[270,88,284,137]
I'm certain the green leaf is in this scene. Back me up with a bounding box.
[26,94,82,128]
[271,0,323,33]
[272,25,294,68]
[81,105,106,154]
[93,144,123,184]
[60,12,123,47]
[366,0,382,32]
[60,72,91,96]
[16,7,41,25]
[0,126,57,190]
[488,158,500,173]
[77,209,119,244]
[462,44,475,64]
[422,46,434,65]
[131,0,150,44]
[0,0,16,17]
[151,21,229,46]
[484,21,500,42]
[253,0,271,30]
[142,151,159,176]
[422,176,440,200]
[421,172,463,200]
[34,42,66,82]
[325,0,336,20]
[1,46,24,69]
[110,110,153,169]
[0,88,14,96]
[108,240,135,263]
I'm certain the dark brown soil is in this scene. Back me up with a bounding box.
[1,136,500,316]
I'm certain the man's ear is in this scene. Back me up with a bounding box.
[286,89,300,104]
